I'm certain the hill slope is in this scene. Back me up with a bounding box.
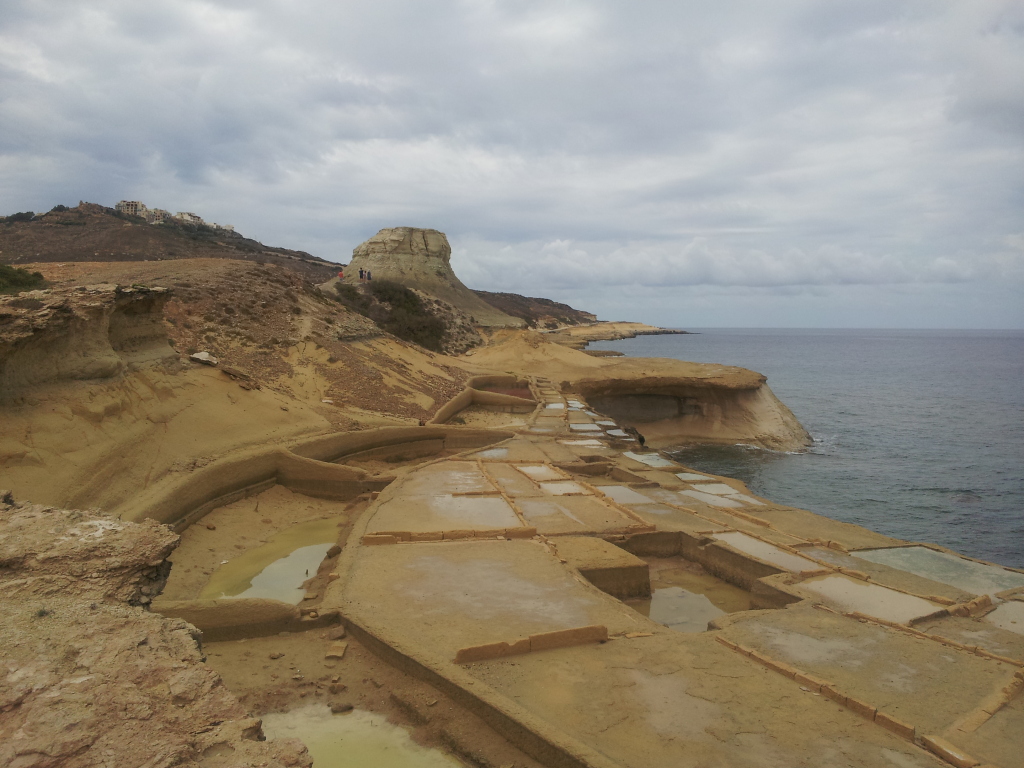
[0,202,339,282]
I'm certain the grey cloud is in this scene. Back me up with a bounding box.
[0,0,1021,327]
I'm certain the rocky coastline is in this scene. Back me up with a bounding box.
[1,225,1021,768]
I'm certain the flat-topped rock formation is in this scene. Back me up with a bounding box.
[346,227,523,328]
[468,332,811,451]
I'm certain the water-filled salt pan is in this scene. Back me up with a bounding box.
[799,574,941,624]
[539,481,591,496]
[545,403,566,409]
[517,464,565,482]
[642,586,726,632]
[679,490,745,508]
[600,485,657,505]
[676,472,712,481]
[606,429,630,438]
[199,518,340,604]
[519,498,587,527]
[984,601,1024,635]
[570,423,602,432]
[622,451,677,468]
[713,531,819,572]
[262,704,461,767]
[596,420,617,426]
[372,494,521,532]
[559,439,605,447]
[729,494,765,506]
[472,447,509,459]
[402,462,495,495]
[688,483,740,495]
[854,546,1024,596]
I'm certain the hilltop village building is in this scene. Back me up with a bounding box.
[114,200,234,231]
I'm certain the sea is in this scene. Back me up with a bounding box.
[587,329,1024,569]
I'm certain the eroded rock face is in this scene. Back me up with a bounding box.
[347,227,523,328]
[0,494,311,768]
[0,284,176,401]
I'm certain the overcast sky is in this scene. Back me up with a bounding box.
[2,1,1022,327]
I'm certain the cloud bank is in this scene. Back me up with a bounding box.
[1,0,1022,326]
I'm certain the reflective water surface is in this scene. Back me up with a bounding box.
[262,704,462,767]
[199,517,341,604]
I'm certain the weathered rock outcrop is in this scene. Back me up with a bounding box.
[0,285,176,402]
[346,228,523,328]
[468,333,812,451]
[0,493,311,768]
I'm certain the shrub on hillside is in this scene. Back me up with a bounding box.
[333,282,372,315]
[368,280,421,314]
[0,264,47,294]
[2,211,36,224]
[382,306,448,352]
[333,279,448,352]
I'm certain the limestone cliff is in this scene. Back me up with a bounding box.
[346,228,523,328]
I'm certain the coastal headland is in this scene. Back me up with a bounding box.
[1,216,1022,768]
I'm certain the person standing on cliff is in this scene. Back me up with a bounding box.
[367,270,372,281]
[358,268,364,281]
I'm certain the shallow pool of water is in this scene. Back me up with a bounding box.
[628,558,751,631]
[262,704,462,768]
[199,517,341,604]
[631,587,726,632]
[855,546,1024,596]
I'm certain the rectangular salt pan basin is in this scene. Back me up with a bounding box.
[559,439,605,447]
[679,490,745,508]
[369,494,522,533]
[689,482,741,495]
[596,420,617,426]
[472,447,508,459]
[539,481,591,496]
[799,574,941,624]
[545,403,566,409]
[402,463,495,495]
[517,465,565,482]
[622,451,677,468]
[729,493,764,506]
[606,429,630,438]
[984,601,1024,635]
[570,423,602,432]
[854,546,1024,596]
[599,485,657,505]
[713,532,819,573]
[676,472,712,481]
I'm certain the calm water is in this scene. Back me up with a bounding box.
[588,330,1024,569]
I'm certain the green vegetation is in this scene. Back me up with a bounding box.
[2,211,36,224]
[333,279,448,352]
[0,264,47,294]
[333,282,372,315]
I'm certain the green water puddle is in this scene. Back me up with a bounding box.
[199,517,341,604]
[261,704,462,767]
